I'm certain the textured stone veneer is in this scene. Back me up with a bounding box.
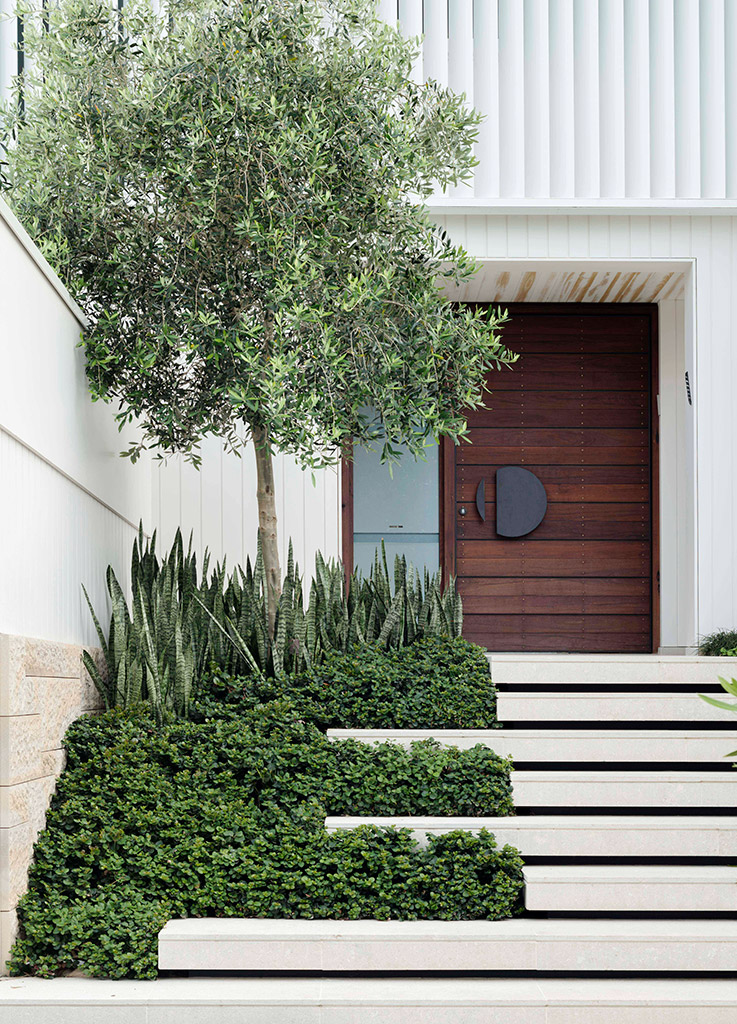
[0,633,103,974]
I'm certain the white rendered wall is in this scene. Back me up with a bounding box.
[0,200,148,647]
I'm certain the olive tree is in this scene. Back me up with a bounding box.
[1,0,512,635]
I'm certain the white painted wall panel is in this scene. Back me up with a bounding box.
[0,429,138,646]
[0,203,149,647]
[0,201,150,526]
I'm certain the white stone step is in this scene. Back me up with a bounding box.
[327,728,737,762]
[158,918,737,973]
[324,815,737,857]
[488,653,736,685]
[4,976,737,1023]
[497,691,734,722]
[524,864,737,912]
[512,770,737,807]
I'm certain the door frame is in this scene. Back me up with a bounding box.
[341,301,660,652]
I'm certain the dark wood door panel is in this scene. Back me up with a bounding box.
[466,428,649,447]
[458,577,651,615]
[456,503,650,541]
[472,392,649,428]
[464,613,651,635]
[494,367,649,391]
[462,628,653,653]
[457,445,648,466]
[451,305,656,653]
[457,541,651,578]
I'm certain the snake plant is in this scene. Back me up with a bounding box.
[83,528,462,722]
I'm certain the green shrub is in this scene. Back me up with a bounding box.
[209,636,496,729]
[697,630,737,656]
[9,704,521,979]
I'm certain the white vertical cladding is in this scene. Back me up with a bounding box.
[598,0,626,198]
[377,1,737,202]
[649,0,676,197]
[726,0,737,197]
[377,0,399,23]
[472,0,500,197]
[399,0,424,83]
[699,0,727,198]
[523,0,550,198]
[674,0,702,197]
[422,0,447,86]
[498,0,525,197]
[573,0,600,197]
[548,0,575,198]
[152,448,341,581]
[448,0,474,198]
[623,0,650,197]
[0,0,15,105]
[448,0,473,99]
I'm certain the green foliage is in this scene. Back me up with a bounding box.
[697,630,737,656]
[2,0,514,468]
[9,703,521,979]
[699,677,737,758]
[86,529,464,719]
[212,636,496,729]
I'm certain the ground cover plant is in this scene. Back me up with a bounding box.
[85,528,464,722]
[210,635,498,729]
[9,698,522,979]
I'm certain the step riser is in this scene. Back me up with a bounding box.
[525,881,737,912]
[159,942,737,975]
[497,694,732,722]
[158,920,737,976]
[7,978,737,1024]
[488,655,737,685]
[327,729,737,763]
[512,773,737,808]
[325,817,737,857]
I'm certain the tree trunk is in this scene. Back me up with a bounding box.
[252,424,281,640]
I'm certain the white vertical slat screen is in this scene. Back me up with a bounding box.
[624,0,650,197]
[374,0,737,200]
[2,1,735,199]
[524,0,550,198]
[649,0,676,197]
[598,0,626,198]
[548,0,575,197]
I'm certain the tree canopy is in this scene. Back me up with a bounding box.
[1,0,512,469]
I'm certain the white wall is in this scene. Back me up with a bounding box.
[0,200,149,647]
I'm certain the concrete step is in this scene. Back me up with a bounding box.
[324,815,737,857]
[4,976,737,1022]
[327,728,737,762]
[524,864,737,912]
[158,918,737,973]
[512,770,737,807]
[488,653,736,686]
[497,691,734,722]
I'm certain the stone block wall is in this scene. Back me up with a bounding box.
[0,633,103,973]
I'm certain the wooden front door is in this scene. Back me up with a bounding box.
[447,304,658,653]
